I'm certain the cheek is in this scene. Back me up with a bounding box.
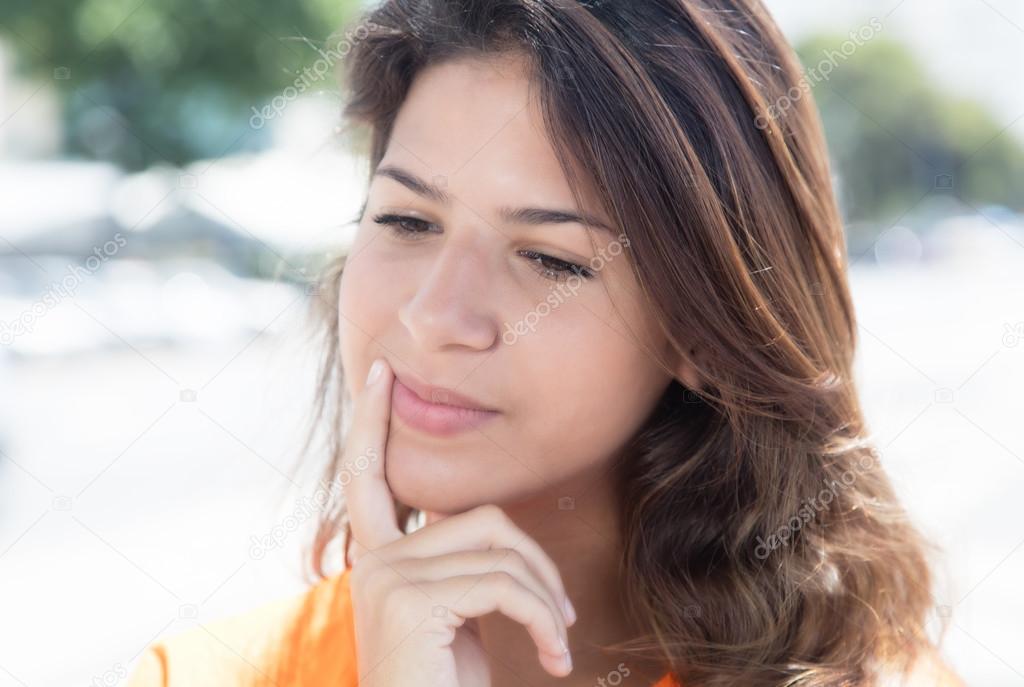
[336,252,395,398]
[502,310,668,480]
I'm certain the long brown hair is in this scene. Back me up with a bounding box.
[294,1,954,684]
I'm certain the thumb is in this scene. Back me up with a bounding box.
[345,357,403,551]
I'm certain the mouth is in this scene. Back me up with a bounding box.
[391,372,500,437]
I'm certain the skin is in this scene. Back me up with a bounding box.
[337,52,701,686]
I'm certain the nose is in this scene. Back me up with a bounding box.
[398,236,499,352]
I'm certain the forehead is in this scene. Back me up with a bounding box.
[379,54,588,212]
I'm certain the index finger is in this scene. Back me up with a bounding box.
[345,357,404,551]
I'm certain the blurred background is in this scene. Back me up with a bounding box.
[0,0,1021,684]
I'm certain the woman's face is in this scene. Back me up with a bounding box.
[338,53,681,513]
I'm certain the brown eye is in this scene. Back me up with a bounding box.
[518,249,593,283]
[372,213,438,238]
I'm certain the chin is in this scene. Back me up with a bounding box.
[383,432,540,515]
[384,436,480,514]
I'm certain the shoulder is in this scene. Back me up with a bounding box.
[652,673,682,687]
[126,567,358,687]
[902,651,966,687]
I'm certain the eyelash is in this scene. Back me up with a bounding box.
[371,213,594,282]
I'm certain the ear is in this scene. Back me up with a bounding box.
[665,341,704,391]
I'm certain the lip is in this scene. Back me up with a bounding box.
[394,370,498,411]
[391,372,500,437]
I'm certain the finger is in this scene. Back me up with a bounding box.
[392,504,575,624]
[390,548,568,646]
[424,510,449,526]
[345,357,403,550]
[425,573,573,677]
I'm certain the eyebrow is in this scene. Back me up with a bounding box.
[372,164,615,234]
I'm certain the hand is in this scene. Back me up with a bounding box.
[344,358,577,686]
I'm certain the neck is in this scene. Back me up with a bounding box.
[466,462,665,686]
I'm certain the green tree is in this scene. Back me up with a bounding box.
[0,0,359,169]
[795,35,1024,225]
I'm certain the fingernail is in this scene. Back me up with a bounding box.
[563,596,577,625]
[561,647,572,672]
[366,359,384,385]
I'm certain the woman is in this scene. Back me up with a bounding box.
[128,0,964,685]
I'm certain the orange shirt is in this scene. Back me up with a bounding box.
[126,566,679,686]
